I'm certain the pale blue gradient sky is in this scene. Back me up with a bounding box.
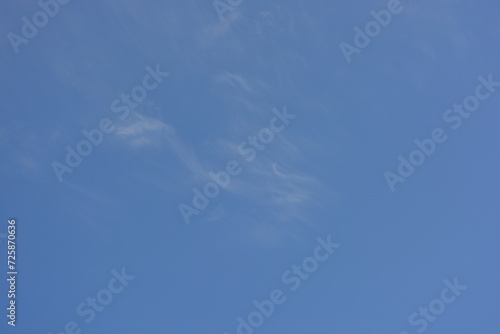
[0,0,499,333]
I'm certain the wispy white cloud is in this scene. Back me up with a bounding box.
[224,137,333,225]
[230,160,321,209]
[214,72,253,92]
[115,113,166,149]
[114,112,206,180]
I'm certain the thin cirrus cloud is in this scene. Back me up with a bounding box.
[114,112,206,180]
[214,72,253,93]
[113,106,327,228]
[230,160,325,214]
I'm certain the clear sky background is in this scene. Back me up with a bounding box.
[0,0,499,333]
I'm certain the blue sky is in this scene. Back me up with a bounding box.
[0,0,499,333]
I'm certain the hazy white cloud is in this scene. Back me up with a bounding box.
[116,114,166,139]
[214,72,252,92]
[114,112,206,180]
